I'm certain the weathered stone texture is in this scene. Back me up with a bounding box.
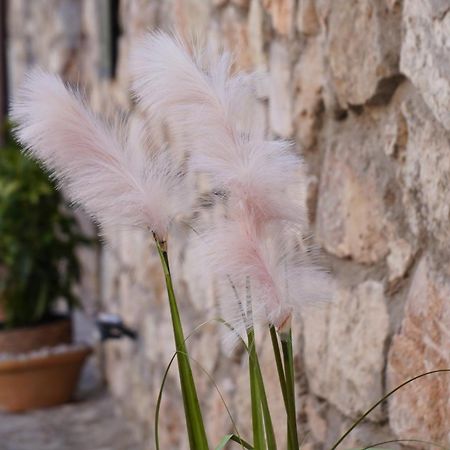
[388,255,450,445]
[304,281,389,421]
[269,40,293,137]
[399,92,450,246]
[401,0,450,130]
[7,0,450,448]
[263,0,296,36]
[324,0,402,106]
[317,109,402,264]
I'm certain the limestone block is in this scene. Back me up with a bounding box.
[262,0,295,36]
[220,5,253,70]
[303,281,389,420]
[325,0,402,106]
[400,93,450,246]
[248,0,267,69]
[269,40,293,138]
[401,0,450,130]
[386,238,413,286]
[293,37,324,149]
[388,255,450,445]
[7,0,84,92]
[317,111,400,264]
[296,0,320,36]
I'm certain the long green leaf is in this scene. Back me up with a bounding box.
[281,331,299,450]
[330,369,450,450]
[270,325,293,449]
[248,327,266,450]
[155,238,209,450]
[270,326,287,408]
[254,350,277,449]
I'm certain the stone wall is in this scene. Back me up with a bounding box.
[7,1,450,449]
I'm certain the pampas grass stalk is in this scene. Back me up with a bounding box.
[154,237,209,450]
[281,331,299,450]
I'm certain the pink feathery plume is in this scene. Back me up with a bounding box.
[11,69,183,241]
[200,212,332,344]
[130,32,307,230]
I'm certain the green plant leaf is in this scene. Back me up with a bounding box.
[247,327,266,450]
[281,330,300,450]
[0,121,93,328]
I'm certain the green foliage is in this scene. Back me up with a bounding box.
[0,123,91,329]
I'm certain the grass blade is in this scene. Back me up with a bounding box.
[281,331,299,450]
[270,325,293,449]
[270,326,288,408]
[248,327,266,450]
[254,352,277,449]
[330,369,450,450]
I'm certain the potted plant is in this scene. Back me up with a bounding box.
[0,122,92,412]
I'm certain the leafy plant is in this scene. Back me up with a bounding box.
[0,122,90,329]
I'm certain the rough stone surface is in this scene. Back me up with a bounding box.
[388,255,450,446]
[401,0,450,130]
[6,1,450,448]
[386,238,414,286]
[296,0,320,35]
[293,37,324,149]
[325,0,402,106]
[399,92,450,246]
[263,0,296,36]
[304,281,389,421]
[317,109,401,264]
[269,40,293,138]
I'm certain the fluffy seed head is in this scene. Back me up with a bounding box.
[11,69,184,240]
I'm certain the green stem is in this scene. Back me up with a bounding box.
[281,331,299,450]
[270,325,293,449]
[248,327,266,450]
[270,326,288,409]
[155,238,209,450]
[254,353,277,449]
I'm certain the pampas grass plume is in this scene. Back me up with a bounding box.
[11,69,183,241]
[131,31,333,337]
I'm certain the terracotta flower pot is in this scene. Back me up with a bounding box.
[0,316,72,355]
[0,346,91,412]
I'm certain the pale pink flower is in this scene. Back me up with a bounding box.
[11,69,184,240]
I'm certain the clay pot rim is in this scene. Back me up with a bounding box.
[0,346,92,373]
